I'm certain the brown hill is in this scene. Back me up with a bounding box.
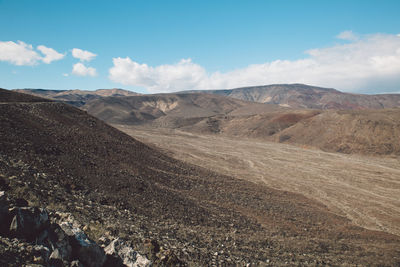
[1,88,400,265]
[181,109,322,136]
[274,108,400,155]
[177,108,400,156]
[80,92,400,156]
[173,106,400,156]
[82,93,284,127]
[187,83,400,110]
[0,88,53,103]
[13,88,140,107]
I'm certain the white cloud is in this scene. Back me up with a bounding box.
[0,41,65,66]
[336,30,358,41]
[72,48,97,62]
[62,73,69,77]
[37,45,65,63]
[109,33,400,93]
[0,41,42,65]
[109,58,206,92]
[72,62,97,77]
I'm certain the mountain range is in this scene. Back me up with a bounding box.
[186,83,400,109]
[81,94,400,156]
[16,83,400,111]
[13,84,400,156]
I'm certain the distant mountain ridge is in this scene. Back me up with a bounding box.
[13,88,140,107]
[14,84,400,110]
[82,93,284,126]
[11,86,400,155]
[186,84,400,110]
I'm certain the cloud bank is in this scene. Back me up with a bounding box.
[72,62,97,77]
[109,58,206,92]
[72,48,97,62]
[0,41,65,65]
[109,32,400,93]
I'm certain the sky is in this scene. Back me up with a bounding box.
[1,0,400,94]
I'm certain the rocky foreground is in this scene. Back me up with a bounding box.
[0,191,155,266]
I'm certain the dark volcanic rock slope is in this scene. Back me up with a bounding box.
[13,88,141,107]
[1,89,400,266]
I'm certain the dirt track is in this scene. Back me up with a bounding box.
[116,125,400,236]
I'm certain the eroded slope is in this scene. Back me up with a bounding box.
[189,84,400,109]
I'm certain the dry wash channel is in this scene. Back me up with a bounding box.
[117,125,400,236]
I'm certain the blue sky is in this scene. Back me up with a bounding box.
[1,0,400,94]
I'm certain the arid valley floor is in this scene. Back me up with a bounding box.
[117,125,400,237]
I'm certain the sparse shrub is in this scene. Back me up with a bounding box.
[279,135,291,142]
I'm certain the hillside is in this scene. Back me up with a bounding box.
[274,108,400,155]
[175,107,400,156]
[179,109,321,136]
[1,88,400,265]
[13,88,140,107]
[81,91,400,156]
[16,84,400,111]
[0,89,53,103]
[187,83,400,110]
[82,93,285,127]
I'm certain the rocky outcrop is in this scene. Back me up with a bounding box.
[0,191,151,267]
[60,222,106,267]
[9,207,49,241]
[0,191,10,235]
[104,238,150,267]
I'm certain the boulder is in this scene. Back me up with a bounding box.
[32,244,50,263]
[70,260,84,267]
[49,248,63,267]
[0,191,11,235]
[9,207,49,241]
[0,191,6,203]
[47,223,72,261]
[60,222,106,267]
[15,197,29,207]
[104,238,151,267]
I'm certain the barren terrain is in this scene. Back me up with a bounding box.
[77,92,400,156]
[2,88,400,265]
[116,125,400,236]
[15,88,400,156]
